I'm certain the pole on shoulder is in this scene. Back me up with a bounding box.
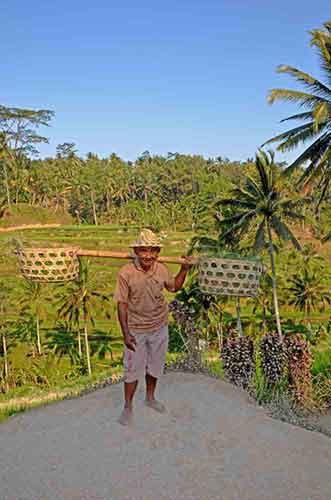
[76,249,198,265]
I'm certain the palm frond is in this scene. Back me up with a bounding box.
[253,220,266,252]
[310,25,331,85]
[297,146,331,186]
[276,123,327,152]
[254,150,272,195]
[280,111,313,123]
[219,210,257,240]
[276,65,331,99]
[284,131,331,175]
[313,102,330,130]
[316,169,331,207]
[282,210,305,221]
[271,216,301,250]
[261,122,316,148]
[267,89,327,108]
[216,197,256,210]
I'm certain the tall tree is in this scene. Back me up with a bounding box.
[216,150,304,339]
[263,21,331,205]
[0,105,54,207]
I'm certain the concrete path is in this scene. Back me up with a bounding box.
[1,372,331,500]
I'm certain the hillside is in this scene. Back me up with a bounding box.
[0,204,74,228]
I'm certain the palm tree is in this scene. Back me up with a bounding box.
[263,21,331,205]
[57,259,111,376]
[45,323,82,366]
[287,269,330,331]
[216,150,304,339]
[18,280,50,355]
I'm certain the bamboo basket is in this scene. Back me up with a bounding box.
[15,247,80,283]
[198,256,264,297]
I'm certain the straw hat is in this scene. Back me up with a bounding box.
[129,229,163,248]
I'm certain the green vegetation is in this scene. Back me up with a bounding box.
[1,19,331,420]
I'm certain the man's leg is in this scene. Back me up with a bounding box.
[144,325,168,413]
[145,373,157,402]
[118,333,146,425]
[118,380,138,425]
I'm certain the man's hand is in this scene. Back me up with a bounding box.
[180,255,196,272]
[124,333,137,352]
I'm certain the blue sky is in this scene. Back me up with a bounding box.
[1,0,330,162]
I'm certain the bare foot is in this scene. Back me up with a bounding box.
[118,407,133,426]
[145,399,166,413]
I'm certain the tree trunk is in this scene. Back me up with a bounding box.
[267,223,283,341]
[83,318,92,376]
[216,321,222,353]
[77,327,82,357]
[106,190,111,213]
[36,314,42,355]
[236,296,243,337]
[90,190,98,226]
[2,331,9,391]
[262,305,267,335]
[305,304,312,333]
[2,162,11,209]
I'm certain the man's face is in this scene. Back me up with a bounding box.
[134,246,160,270]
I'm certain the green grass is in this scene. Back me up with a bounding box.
[0,366,123,422]
[312,349,331,377]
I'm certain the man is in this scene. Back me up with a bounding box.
[114,228,194,425]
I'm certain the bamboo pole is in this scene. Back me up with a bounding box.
[77,249,198,265]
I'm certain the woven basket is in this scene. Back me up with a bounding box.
[198,257,264,297]
[15,247,80,283]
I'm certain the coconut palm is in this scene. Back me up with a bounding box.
[216,150,304,339]
[263,21,331,204]
[287,269,330,331]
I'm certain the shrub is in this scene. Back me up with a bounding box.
[221,336,254,389]
[285,334,313,408]
[259,333,287,385]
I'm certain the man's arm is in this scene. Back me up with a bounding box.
[117,302,136,351]
[172,256,195,292]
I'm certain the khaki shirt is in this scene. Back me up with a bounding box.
[114,259,176,333]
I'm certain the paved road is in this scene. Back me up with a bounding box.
[1,372,331,500]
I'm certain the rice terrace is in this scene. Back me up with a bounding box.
[2,7,331,500]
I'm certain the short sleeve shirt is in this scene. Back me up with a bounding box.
[114,259,176,333]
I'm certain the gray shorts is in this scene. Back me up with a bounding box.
[123,324,169,383]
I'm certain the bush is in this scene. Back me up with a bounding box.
[285,334,313,408]
[221,336,254,389]
[259,333,287,385]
